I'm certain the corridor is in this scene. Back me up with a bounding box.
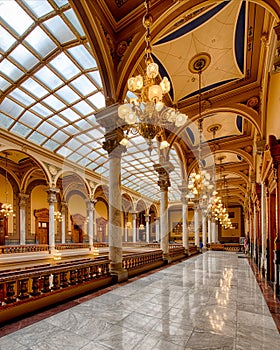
[0,251,279,349]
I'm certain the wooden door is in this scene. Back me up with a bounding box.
[34,208,49,245]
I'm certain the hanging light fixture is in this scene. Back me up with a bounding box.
[186,53,213,203]
[1,152,13,217]
[118,0,188,154]
[54,211,63,222]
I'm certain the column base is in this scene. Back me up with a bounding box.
[110,268,128,283]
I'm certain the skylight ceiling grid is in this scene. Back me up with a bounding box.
[0,0,184,202]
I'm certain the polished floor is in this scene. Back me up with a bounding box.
[0,251,279,349]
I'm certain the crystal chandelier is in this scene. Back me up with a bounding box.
[118,0,188,154]
[54,211,63,222]
[186,54,213,203]
[1,152,13,217]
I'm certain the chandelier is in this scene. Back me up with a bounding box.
[118,0,188,154]
[186,53,213,204]
[208,156,233,229]
[1,152,13,217]
[54,211,63,222]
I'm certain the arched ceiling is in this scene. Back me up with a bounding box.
[0,0,278,207]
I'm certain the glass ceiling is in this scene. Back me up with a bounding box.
[0,0,183,202]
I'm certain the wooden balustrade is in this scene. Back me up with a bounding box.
[55,243,89,250]
[122,250,163,271]
[169,246,185,259]
[0,244,49,254]
[0,258,111,308]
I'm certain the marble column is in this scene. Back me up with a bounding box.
[46,188,59,253]
[103,128,127,282]
[194,204,199,247]
[19,194,29,245]
[269,135,280,297]
[145,214,150,243]
[179,183,188,253]
[253,204,257,259]
[60,201,67,244]
[261,182,267,275]
[211,219,216,243]
[132,212,137,243]
[87,199,96,251]
[207,217,211,244]
[124,213,128,242]
[202,210,207,249]
[154,162,174,260]
[155,216,160,243]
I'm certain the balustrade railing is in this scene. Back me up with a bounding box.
[0,244,49,254]
[55,243,89,250]
[169,246,185,258]
[0,258,110,307]
[122,250,163,270]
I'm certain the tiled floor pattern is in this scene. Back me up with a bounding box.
[0,251,280,349]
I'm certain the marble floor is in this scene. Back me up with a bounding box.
[0,251,279,349]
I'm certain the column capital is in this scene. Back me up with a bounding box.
[18,193,29,207]
[46,187,59,203]
[154,162,174,191]
[103,129,126,157]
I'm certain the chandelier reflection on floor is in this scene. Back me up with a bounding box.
[1,152,13,217]
[118,0,188,154]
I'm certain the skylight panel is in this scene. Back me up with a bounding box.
[19,111,41,127]
[0,76,11,92]
[70,75,97,95]
[56,85,79,104]
[72,100,94,115]
[9,44,39,70]
[64,9,85,36]
[0,97,24,117]
[51,130,69,143]
[21,78,48,98]
[37,121,57,135]
[48,115,68,127]
[77,145,91,155]
[50,52,79,80]
[57,146,72,157]
[43,95,66,110]
[76,134,92,143]
[63,125,79,134]
[35,66,63,89]
[68,45,97,69]
[31,103,52,118]
[75,119,92,130]
[10,122,32,137]
[88,71,102,87]
[87,92,105,109]
[0,26,16,52]
[43,16,76,44]
[0,59,24,81]
[10,88,35,106]
[78,158,90,167]
[0,0,34,35]
[24,26,56,58]
[60,108,80,122]
[65,138,82,150]
[87,128,103,139]
[28,131,47,145]
[44,139,59,151]
[0,113,14,129]
[22,0,54,18]
[67,153,82,163]
[53,0,68,7]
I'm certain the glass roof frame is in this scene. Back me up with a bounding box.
[0,0,184,202]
